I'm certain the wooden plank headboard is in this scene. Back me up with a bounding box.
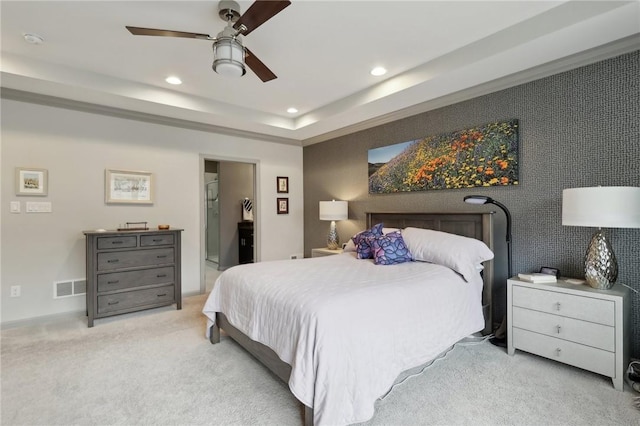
[367,212,495,335]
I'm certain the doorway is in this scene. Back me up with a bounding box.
[202,157,257,294]
[205,162,219,266]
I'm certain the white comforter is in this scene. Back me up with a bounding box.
[202,253,484,425]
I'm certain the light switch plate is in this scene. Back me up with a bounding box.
[10,201,21,213]
[26,201,52,213]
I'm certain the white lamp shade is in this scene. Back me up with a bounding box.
[319,200,348,221]
[562,186,640,228]
[212,36,245,77]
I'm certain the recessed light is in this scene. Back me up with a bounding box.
[165,76,182,85]
[370,67,387,76]
[23,33,44,45]
[287,107,298,114]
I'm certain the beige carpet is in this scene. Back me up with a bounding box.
[1,294,638,425]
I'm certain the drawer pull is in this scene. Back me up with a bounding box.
[157,293,167,297]
[555,348,562,356]
[555,302,561,311]
[108,301,119,306]
[111,241,124,245]
[107,280,120,284]
[157,274,167,278]
[153,239,163,242]
[107,259,120,263]
[556,325,561,334]
[156,255,168,259]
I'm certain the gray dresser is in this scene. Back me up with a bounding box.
[84,228,183,327]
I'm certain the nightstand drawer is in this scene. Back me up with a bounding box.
[311,248,343,257]
[512,307,614,351]
[512,285,614,326]
[97,285,175,314]
[512,328,615,377]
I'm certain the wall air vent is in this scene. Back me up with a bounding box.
[54,278,87,299]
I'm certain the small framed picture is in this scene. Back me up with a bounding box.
[277,197,289,214]
[16,167,48,196]
[277,176,289,193]
[105,169,153,204]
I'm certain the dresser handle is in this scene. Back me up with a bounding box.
[111,241,124,245]
[153,239,163,242]
[556,325,561,334]
[107,280,119,284]
[157,255,167,259]
[157,293,167,297]
[555,302,561,311]
[157,274,167,278]
[555,348,561,356]
[108,301,119,306]
[107,259,120,263]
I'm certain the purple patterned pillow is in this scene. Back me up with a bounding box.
[372,231,413,265]
[352,223,384,259]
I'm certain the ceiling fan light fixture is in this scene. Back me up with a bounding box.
[212,35,246,78]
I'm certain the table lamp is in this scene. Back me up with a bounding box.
[319,200,348,250]
[562,186,640,289]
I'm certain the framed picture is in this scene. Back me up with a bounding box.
[105,169,153,204]
[15,167,48,196]
[368,119,519,193]
[277,176,289,193]
[277,197,289,214]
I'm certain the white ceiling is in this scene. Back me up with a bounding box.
[1,1,639,146]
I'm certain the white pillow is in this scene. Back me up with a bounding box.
[401,227,494,282]
[343,227,400,252]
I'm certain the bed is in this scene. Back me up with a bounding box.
[203,212,495,425]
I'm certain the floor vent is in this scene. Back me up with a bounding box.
[54,278,87,299]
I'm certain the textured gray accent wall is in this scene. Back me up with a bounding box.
[303,51,640,358]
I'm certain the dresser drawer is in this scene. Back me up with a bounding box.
[97,248,174,271]
[97,266,174,293]
[512,307,614,351]
[512,285,614,326]
[512,328,615,377]
[97,285,175,314]
[97,236,137,250]
[140,234,174,247]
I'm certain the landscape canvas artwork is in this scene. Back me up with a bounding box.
[368,120,519,193]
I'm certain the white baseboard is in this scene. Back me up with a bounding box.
[1,292,205,330]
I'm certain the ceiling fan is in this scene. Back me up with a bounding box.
[126,0,291,82]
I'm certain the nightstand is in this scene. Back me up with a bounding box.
[507,277,630,390]
[311,248,344,257]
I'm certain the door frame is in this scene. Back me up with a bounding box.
[199,154,260,294]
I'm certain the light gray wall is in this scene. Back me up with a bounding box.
[219,161,254,269]
[1,98,304,324]
[303,51,640,357]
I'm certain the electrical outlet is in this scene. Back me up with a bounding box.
[290,254,298,259]
[10,285,21,297]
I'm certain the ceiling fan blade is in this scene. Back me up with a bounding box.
[233,0,291,36]
[245,48,277,82]
[126,26,212,40]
